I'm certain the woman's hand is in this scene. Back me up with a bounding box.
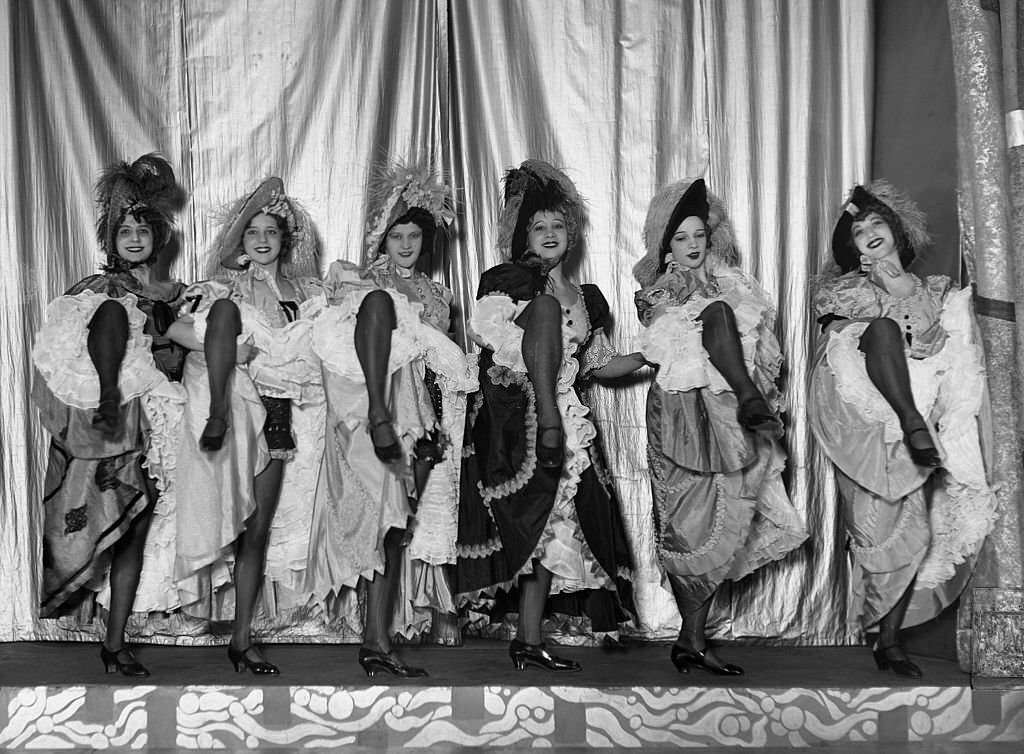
[236,337,259,365]
[867,258,916,297]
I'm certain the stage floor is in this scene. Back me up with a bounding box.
[1,640,1022,751]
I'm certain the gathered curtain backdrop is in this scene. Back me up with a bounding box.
[0,0,874,644]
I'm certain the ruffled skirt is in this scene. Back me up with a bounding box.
[808,287,997,630]
[31,290,186,615]
[308,286,477,639]
[456,296,633,625]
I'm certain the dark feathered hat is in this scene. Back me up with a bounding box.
[496,160,586,263]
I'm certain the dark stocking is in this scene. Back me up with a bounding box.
[698,300,781,437]
[877,578,916,651]
[230,458,284,660]
[667,574,740,673]
[356,290,400,461]
[515,294,564,465]
[201,298,242,450]
[516,561,553,646]
[87,300,129,434]
[103,469,156,651]
[859,317,939,466]
[363,527,405,653]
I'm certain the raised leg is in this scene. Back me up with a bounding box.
[356,290,400,462]
[859,317,940,467]
[515,294,564,468]
[87,299,129,435]
[201,298,242,451]
[698,300,781,439]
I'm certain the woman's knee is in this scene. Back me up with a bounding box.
[90,299,129,331]
[698,299,734,325]
[358,289,396,327]
[859,317,902,351]
[517,293,560,328]
[208,297,241,330]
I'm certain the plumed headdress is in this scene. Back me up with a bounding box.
[95,153,185,268]
[211,176,320,278]
[830,181,930,272]
[496,159,586,263]
[362,160,455,267]
[633,177,738,287]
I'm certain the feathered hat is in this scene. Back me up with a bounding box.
[95,153,184,266]
[496,159,586,262]
[362,160,455,267]
[830,180,930,272]
[212,176,320,278]
[633,178,738,287]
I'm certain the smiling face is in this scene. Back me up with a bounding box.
[525,209,568,266]
[242,212,283,266]
[114,214,155,265]
[384,221,424,270]
[851,212,896,262]
[667,215,708,271]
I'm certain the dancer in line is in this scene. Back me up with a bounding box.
[457,160,642,673]
[32,154,188,677]
[633,178,807,676]
[310,162,475,677]
[809,182,996,678]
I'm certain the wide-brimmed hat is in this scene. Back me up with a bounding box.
[362,161,455,267]
[95,153,184,263]
[633,177,737,287]
[830,181,930,272]
[496,160,586,263]
[217,177,298,270]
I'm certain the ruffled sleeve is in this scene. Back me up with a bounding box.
[578,327,616,379]
[813,272,881,321]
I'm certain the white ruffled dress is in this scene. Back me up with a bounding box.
[307,260,477,640]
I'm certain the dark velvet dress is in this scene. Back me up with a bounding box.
[454,263,633,632]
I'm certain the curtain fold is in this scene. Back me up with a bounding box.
[1,0,873,644]
[946,0,1024,665]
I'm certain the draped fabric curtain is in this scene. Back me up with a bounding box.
[947,0,1024,659]
[0,0,872,644]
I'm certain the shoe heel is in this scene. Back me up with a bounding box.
[873,649,890,670]
[511,656,527,671]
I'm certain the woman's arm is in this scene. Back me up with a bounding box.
[166,318,202,351]
[590,351,649,380]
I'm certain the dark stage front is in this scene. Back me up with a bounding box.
[1,640,1022,750]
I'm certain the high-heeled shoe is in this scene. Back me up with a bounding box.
[100,644,150,678]
[228,644,280,675]
[536,425,564,469]
[738,396,783,440]
[199,416,228,451]
[509,639,581,672]
[358,647,428,678]
[902,425,941,468]
[873,643,922,678]
[670,643,744,676]
[369,418,402,463]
